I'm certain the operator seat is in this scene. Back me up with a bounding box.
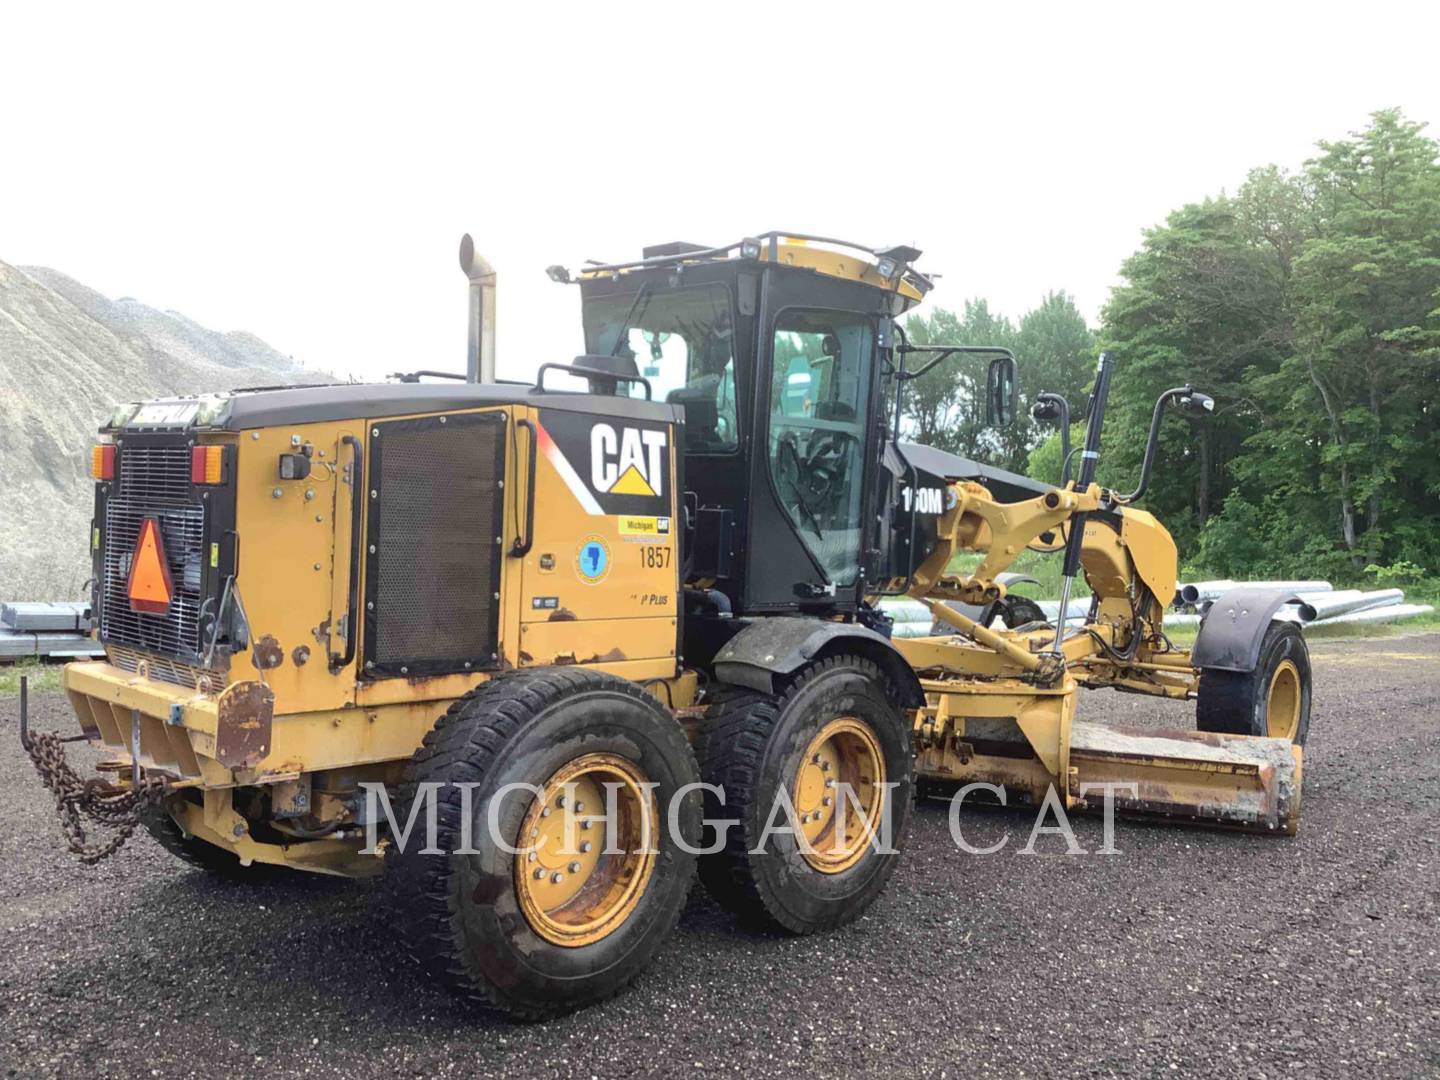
[668,375,724,450]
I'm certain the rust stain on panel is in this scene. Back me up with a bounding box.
[215,681,275,769]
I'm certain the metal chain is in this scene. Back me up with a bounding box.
[23,730,169,865]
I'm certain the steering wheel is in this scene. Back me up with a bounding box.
[791,430,850,506]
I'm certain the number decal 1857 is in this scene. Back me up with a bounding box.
[638,545,671,569]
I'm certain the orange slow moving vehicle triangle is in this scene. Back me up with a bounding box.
[127,517,174,615]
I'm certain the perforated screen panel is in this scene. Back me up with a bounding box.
[362,412,506,676]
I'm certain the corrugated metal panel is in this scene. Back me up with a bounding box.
[1,602,90,632]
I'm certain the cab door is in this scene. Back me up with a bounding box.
[744,270,885,612]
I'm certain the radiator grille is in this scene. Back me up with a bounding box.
[118,444,194,506]
[101,442,208,660]
[108,645,226,694]
[364,412,505,675]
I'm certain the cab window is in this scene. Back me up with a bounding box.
[583,283,738,453]
[767,309,873,586]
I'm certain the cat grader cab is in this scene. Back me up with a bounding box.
[22,232,1314,1018]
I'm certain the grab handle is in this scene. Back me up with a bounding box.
[510,419,538,557]
[329,434,364,672]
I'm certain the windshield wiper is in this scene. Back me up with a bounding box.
[778,439,825,540]
[608,282,653,358]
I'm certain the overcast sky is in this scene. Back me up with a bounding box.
[5,2,1439,384]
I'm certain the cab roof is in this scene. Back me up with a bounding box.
[565,231,932,311]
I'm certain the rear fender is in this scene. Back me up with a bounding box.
[713,617,924,708]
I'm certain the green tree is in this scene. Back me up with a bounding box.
[1099,196,1286,548]
[1287,109,1440,567]
[1015,291,1096,409]
[1100,108,1440,577]
[901,295,1093,472]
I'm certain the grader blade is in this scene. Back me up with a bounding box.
[923,711,1303,836]
[1066,722,1302,835]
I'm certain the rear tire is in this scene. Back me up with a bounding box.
[694,656,913,934]
[1197,620,1312,745]
[387,668,700,1019]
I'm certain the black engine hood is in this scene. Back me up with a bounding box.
[896,442,1052,503]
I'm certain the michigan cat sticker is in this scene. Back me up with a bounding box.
[619,515,670,538]
[538,409,670,516]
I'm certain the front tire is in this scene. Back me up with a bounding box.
[695,656,913,934]
[1197,620,1312,744]
[388,668,700,1019]
[993,595,1048,630]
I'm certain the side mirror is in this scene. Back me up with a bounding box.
[1175,390,1215,419]
[1031,393,1066,423]
[985,355,1018,426]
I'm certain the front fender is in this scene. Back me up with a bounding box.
[1191,588,1317,673]
[713,617,924,708]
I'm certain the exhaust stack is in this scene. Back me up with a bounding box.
[458,234,496,383]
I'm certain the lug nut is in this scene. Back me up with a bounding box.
[823,797,832,806]
[541,807,551,818]
[533,868,545,880]
[556,795,566,808]
[551,872,564,884]
[580,841,593,854]
[568,862,581,873]
[528,851,537,862]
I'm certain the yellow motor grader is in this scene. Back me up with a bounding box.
[22,232,1314,1018]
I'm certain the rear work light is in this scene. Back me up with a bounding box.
[190,445,224,485]
[90,445,116,480]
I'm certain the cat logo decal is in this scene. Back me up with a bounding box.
[590,423,666,498]
[537,410,669,516]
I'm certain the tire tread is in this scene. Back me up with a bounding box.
[694,656,908,933]
[388,668,696,1019]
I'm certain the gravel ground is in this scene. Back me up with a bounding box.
[2,635,1437,1078]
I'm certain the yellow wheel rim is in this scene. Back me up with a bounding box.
[514,753,657,948]
[792,717,886,874]
[1266,659,1302,740]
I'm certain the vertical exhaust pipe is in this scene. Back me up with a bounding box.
[459,234,496,384]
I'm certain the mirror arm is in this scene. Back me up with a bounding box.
[894,344,1016,381]
[1032,392,1072,484]
[1114,384,1193,504]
